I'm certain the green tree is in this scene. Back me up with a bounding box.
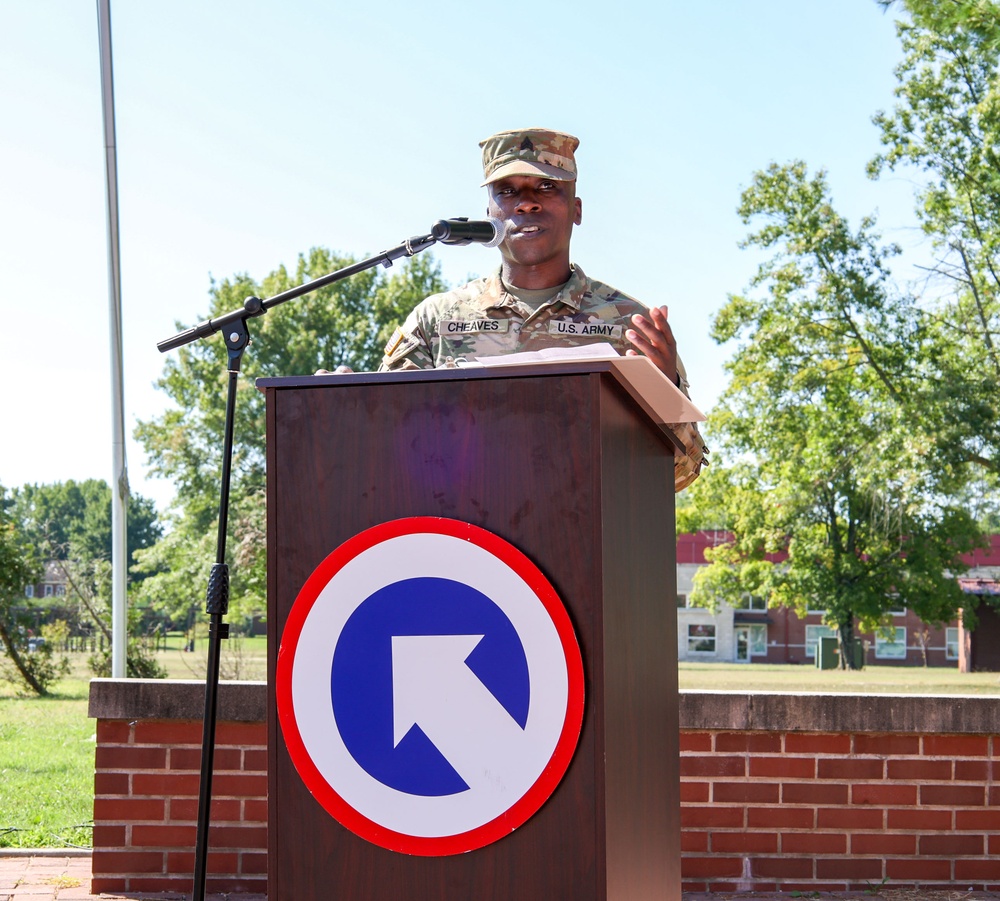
[870,0,1000,475]
[690,163,981,666]
[133,249,447,624]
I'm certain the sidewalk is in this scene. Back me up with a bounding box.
[0,852,264,901]
[5,853,1000,901]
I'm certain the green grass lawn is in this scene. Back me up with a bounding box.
[1,649,999,849]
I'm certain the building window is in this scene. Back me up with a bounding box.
[735,593,767,611]
[805,625,836,658]
[749,624,768,656]
[24,585,34,598]
[687,624,717,654]
[55,584,66,597]
[676,593,687,609]
[44,585,53,598]
[946,627,959,661]
[876,628,907,659]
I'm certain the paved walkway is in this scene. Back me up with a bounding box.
[0,853,264,901]
[6,853,1000,901]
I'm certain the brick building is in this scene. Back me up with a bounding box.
[676,532,1000,667]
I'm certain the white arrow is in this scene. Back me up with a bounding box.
[391,634,531,796]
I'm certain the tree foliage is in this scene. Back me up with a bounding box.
[871,0,1000,475]
[133,249,447,625]
[689,163,982,664]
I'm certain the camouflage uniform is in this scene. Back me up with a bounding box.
[378,265,707,490]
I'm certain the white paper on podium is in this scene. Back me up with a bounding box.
[464,343,705,424]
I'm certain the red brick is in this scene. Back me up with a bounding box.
[682,806,744,828]
[818,807,883,829]
[816,858,882,879]
[132,772,202,797]
[958,809,1000,830]
[782,782,848,805]
[93,797,165,822]
[715,732,782,753]
[215,721,267,745]
[852,783,917,806]
[680,857,744,878]
[92,824,126,847]
[209,824,268,850]
[679,731,712,752]
[886,858,952,880]
[94,771,129,795]
[243,798,268,823]
[920,833,985,855]
[211,772,268,796]
[682,882,709,892]
[712,831,778,853]
[989,785,1000,806]
[751,858,814,879]
[782,832,846,854]
[989,834,1000,855]
[956,759,993,781]
[132,720,204,745]
[131,824,197,848]
[166,850,240,874]
[923,734,989,757]
[851,832,916,855]
[956,860,1000,880]
[921,783,985,806]
[680,781,709,803]
[239,851,268,875]
[95,745,167,770]
[91,849,165,874]
[713,782,779,804]
[680,755,745,777]
[90,877,127,892]
[169,747,242,771]
[785,733,850,755]
[243,748,268,772]
[887,759,952,781]
[748,806,814,829]
[169,797,242,822]
[682,831,708,852]
[817,758,883,780]
[97,720,132,743]
[853,734,920,756]
[887,807,951,830]
[751,756,815,779]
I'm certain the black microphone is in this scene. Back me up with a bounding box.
[431,217,507,248]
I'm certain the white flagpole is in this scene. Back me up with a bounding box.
[97,0,128,678]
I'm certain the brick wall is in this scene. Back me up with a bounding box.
[90,680,266,895]
[89,681,1000,894]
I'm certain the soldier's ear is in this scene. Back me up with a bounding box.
[575,196,582,226]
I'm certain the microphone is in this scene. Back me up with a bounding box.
[431,217,507,248]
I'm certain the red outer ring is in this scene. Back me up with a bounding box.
[275,516,585,856]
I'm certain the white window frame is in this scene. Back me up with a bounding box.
[749,623,768,657]
[24,584,34,598]
[946,627,959,661]
[876,628,907,660]
[687,623,717,655]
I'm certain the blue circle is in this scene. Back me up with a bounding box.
[331,577,530,797]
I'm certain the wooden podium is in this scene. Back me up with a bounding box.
[261,360,685,901]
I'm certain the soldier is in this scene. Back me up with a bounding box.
[378,127,706,491]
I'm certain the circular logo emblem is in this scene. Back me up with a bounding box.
[276,517,585,856]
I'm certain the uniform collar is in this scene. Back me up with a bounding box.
[476,265,588,312]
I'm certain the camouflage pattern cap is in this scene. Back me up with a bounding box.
[479,128,579,186]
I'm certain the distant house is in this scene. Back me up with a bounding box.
[24,561,68,601]
[676,532,1000,667]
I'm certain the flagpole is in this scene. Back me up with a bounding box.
[97,0,128,679]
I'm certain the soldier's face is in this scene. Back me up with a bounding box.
[487,175,582,270]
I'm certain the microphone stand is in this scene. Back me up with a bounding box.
[157,230,437,901]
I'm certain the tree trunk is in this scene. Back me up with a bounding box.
[0,619,46,696]
[837,620,858,671]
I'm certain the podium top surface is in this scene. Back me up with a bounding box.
[258,357,703,451]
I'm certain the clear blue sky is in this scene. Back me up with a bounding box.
[0,0,929,513]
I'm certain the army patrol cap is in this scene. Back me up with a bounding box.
[480,128,579,186]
